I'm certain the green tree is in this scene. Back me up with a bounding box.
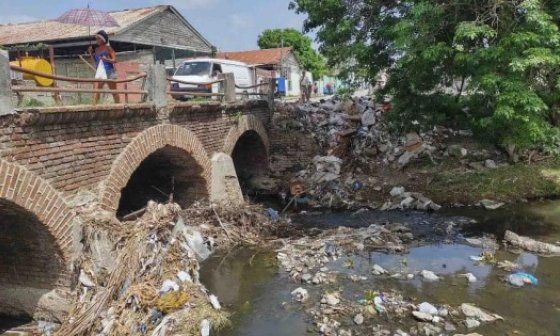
[257,28,326,79]
[290,0,560,153]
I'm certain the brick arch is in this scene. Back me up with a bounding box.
[223,114,270,156]
[99,125,211,212]
[0,159,75,262]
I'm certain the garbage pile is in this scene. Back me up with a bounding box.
[275,96,499,209]
[276,223,505,335]
[290,97,444,169]
[380,186,441,211]
[54,201,290,336]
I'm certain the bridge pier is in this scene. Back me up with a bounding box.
[209,153,244,205]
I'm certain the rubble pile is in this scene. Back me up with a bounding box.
[53,201,289,336]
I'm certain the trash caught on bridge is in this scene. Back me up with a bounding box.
[53,201,294,336]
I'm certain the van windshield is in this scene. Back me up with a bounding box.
[175,62,211,76]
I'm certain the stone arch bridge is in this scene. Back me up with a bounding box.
[0,99,272,319]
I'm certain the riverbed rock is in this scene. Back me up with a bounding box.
[444,322,456,332]
[497,260,519,271]
[353,313,364,325]
[479,199,504,210]
[390,186,406,197]
[412,311,433,322]
[418,302,438,315]
[422,323,442,336]
[420,270,439,281]
[322,293,340,306]
[464,318,480,329]
[485,159,497,169]
[462,273,477,283]
[291,287,309,302]
[301,273,313,283]
[448,145,468,158]
[372,264,388,275]
[460,303,501,322]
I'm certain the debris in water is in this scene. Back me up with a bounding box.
[506,272,538,287]
[420,270,439,281]
[504,230,560,256]
[479,199,505,210]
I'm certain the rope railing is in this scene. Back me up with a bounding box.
[166,77,225,86]
[10,64,148,105]
[235,82,270,90]
[8,64,276,106]
[12,86,148,95]
[10,64,147,84]
[166,91,225,97]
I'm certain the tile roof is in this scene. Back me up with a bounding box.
[0,6,165,45]
[216,47,293,66]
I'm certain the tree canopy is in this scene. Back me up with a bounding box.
[290,0,560,152]
[257,28,326,79]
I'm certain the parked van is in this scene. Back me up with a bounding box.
[170,58,255,100]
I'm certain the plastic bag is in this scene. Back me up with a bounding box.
[95,60,107,79]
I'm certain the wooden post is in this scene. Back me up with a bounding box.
[268,78,276,105]
[124,82,129,104]
[147,62,167,108]
[219,73,235,103]
[49,46,63,106]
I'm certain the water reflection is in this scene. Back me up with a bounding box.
[199,248,308,336]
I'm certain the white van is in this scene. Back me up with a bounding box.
[170,58,255,100]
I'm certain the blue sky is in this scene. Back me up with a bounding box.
[0,0,311,51]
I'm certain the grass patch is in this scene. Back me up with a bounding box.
[428,158,560,204]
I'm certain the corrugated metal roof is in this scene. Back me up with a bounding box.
[216,48,294,66]
[0,6,165,45]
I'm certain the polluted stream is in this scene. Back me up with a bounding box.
[200,200,560,335]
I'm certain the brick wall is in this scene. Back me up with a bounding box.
[0,98,272,317]
[267,103,319,175]
[0,99,271,209]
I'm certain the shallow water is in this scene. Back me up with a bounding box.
[200,200,560,335]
